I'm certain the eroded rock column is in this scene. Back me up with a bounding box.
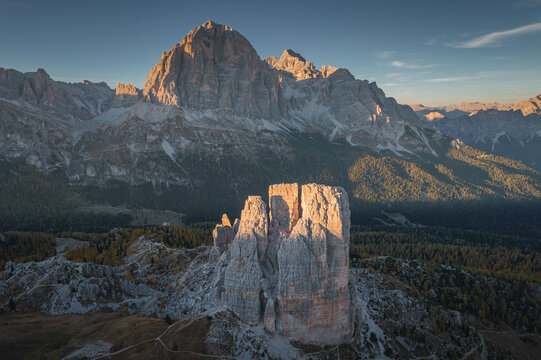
[223,196,268,325]
[277,184,352,344]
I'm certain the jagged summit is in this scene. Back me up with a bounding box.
[281,49,307,62]
[200,19,235,32]
[411,93,541,170]
[264,49,340,80]
[140,20,426,151]
[0,66,113,120]
[265,49,320,80]
[513,93,541,116]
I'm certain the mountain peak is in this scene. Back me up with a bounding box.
[143,20,285,118]
[265,49,319,80]
[265,49,341,80]
[281,49,306,62]
[513,93,541,116]
[200,19,235,32]
[202,19,216,29]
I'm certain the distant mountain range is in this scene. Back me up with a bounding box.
[411,95,541,170]
[1,20,540,223]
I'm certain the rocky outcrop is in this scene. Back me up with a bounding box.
[265,49,321,80]
[217,183,352,344]
[512,94,541,116]
[276,184,351,343]
[264,49,339,81]
[210,214,235,261]
[222,196,268,325]
[114,82,141,105]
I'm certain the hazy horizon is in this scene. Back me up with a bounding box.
[1,0,540,106]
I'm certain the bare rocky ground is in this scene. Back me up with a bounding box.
[1,236,539,359]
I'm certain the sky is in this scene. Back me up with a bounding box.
[0,0,540,106]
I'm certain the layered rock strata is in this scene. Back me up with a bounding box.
[215,183,352,344]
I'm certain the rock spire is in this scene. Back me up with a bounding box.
[214,183,352,344]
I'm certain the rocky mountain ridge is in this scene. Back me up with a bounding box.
[412,94,541,118]
[411,94,541,170]
[0,20,437,185]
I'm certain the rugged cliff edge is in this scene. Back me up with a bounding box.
[214,183,352,344]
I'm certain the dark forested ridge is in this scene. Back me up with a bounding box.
[0,160,133,232]
[2,135,541,235]
[0,232,56,269]
[350,226,541,282]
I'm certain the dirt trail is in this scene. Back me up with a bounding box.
[92,313,235,360]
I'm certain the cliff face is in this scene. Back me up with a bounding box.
[217,183,352,344]
[142,20,287,120]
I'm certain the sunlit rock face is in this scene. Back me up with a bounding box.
[114,82,141,106]
[143,20,287,120]
[276,184,351,343]
[269,183,301,233]
[264,49,339,81]
[209,214,235,262]
[218,183,352,344]
[223,196,268,325]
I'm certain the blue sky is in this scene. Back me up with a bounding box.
[0,0,540,105]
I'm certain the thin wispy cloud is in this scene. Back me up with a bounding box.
[425,77,471,83]
[424,35,447,46]
[375,50,396,58]
[391,60,436,69]
[450,22,541,48]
